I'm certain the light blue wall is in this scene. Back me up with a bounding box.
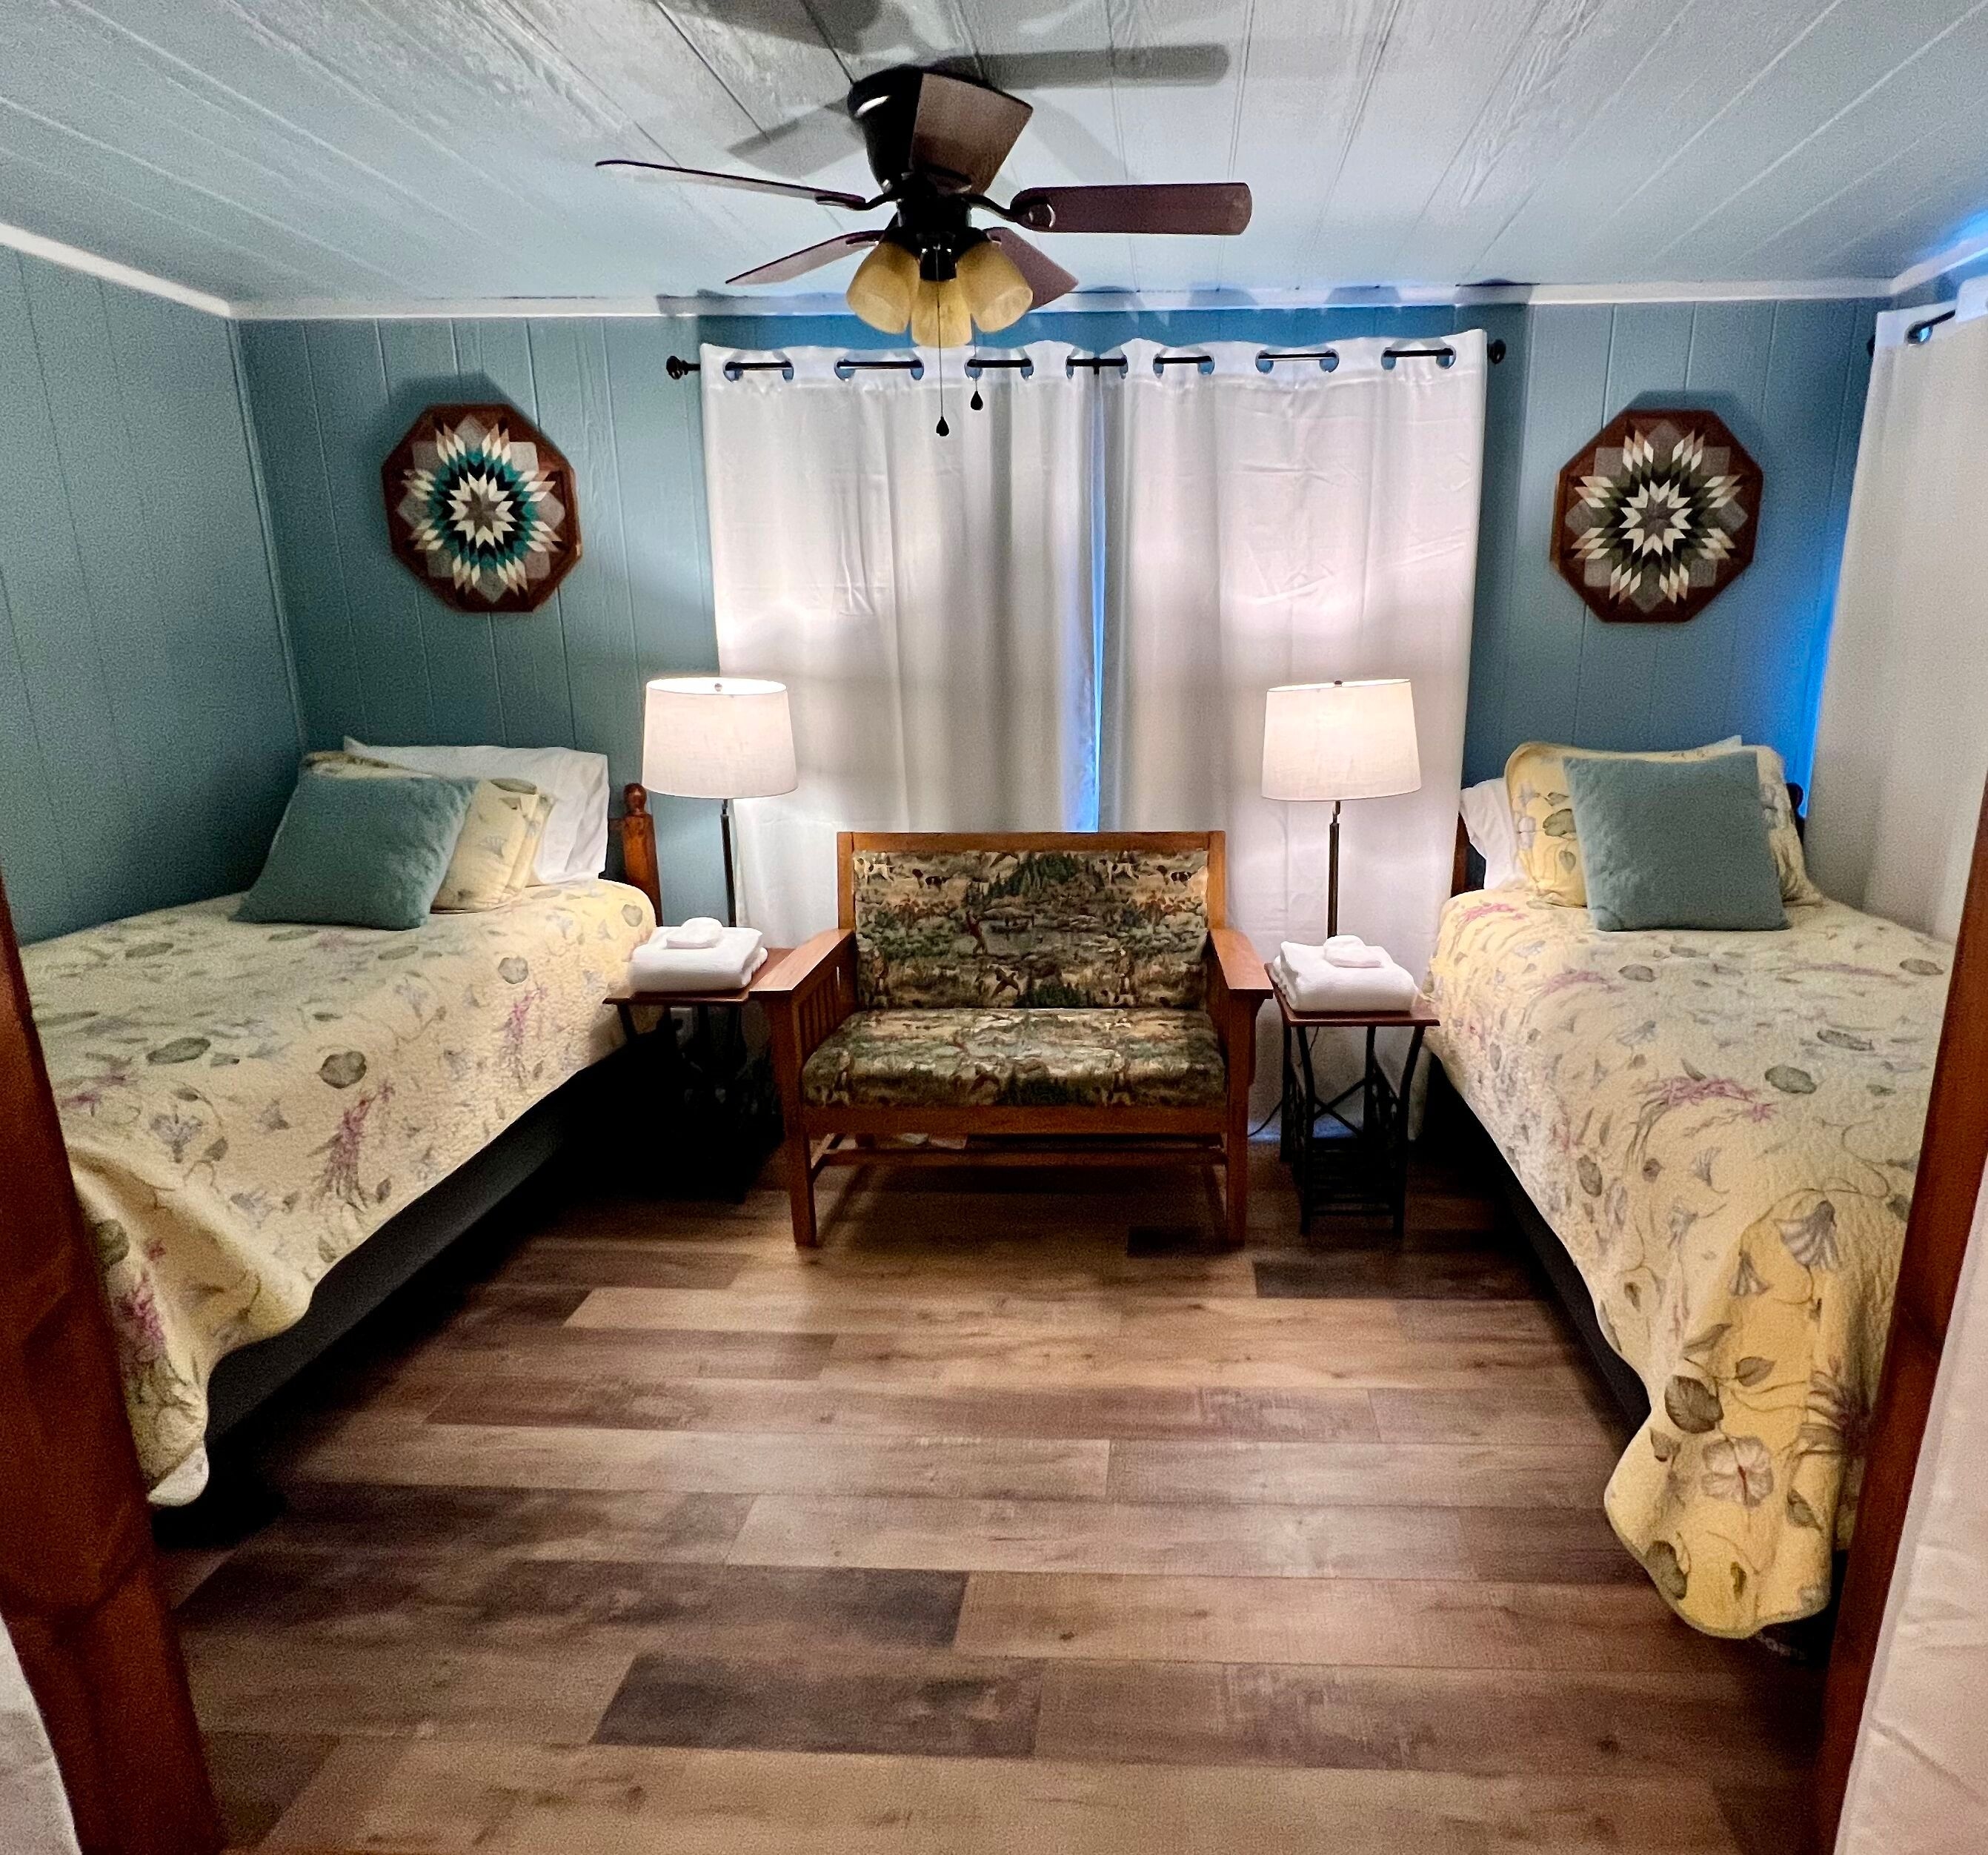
[1471,298,1875,791]
[238,296,1878,918]
[0,249,301,944]
[239,314,726,915]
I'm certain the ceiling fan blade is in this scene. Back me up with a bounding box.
[984,229,1077,311]
[596,159,874,211]
[726,230,884,286]
[726,103,864,179]
[975,46,1231,90]
[661,0,884,50]
[1007,182,1252,236]
[911,71,1032,194]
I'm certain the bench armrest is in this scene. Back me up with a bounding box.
[758,929,857,1081]
[1205,928,1271,1095]
[1207,926,1272,1005]
[756,929,854,1000]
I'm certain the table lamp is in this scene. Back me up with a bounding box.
[1261,679,1422,938]
[642,676,798,924]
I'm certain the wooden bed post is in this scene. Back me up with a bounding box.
[615,783,662,924]
[0,867,222,1855]
[1816,780,1988,1845]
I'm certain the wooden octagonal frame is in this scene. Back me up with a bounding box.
[381,402,582,614]
[1552,406,1761,625]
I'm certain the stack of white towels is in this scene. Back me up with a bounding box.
[628,917,768,993]
[1271,935,1420,1012]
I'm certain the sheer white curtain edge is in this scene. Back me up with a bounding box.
[1809,313,1988,943]
[702,342,1098,943]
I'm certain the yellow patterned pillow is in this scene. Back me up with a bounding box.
[1506,739,1819,907]
[431,777,545,911]
[303,754,542,912]
[505,788,556,892]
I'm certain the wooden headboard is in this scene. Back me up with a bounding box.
[1452,781,1806,898]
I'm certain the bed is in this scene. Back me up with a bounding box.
[1427,883,1951,1636]
[22,878,654,1504]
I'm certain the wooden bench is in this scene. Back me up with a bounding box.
[757,831,1271,1250]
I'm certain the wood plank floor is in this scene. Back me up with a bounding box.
[162,1124,1821,1854]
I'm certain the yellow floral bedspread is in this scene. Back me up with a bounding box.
[23,882,654,1502]
[1427,892,1949,1636]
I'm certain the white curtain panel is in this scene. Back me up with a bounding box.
[1102,333,1488,1096]
[1809,286,1988,943]
[1837,1164,1988,1855]
[700,342,1097,943]
[1,1624,79,1855]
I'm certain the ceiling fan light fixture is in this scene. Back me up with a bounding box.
[846,236,918,333]
[956,238,1032,332]
[910,274,971,348]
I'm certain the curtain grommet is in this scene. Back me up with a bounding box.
[722,357,795,383]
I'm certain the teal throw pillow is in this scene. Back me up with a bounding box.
[1563,751,1786,933]
[237,770,479,930]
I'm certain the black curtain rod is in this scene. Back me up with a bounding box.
[666,339,1503,382]
[1866,308,1957,359]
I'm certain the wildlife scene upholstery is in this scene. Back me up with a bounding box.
[850,846,1210,1010]
[801,1006,1226,1109]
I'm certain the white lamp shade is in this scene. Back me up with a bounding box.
[1261,679,1422,801]
[642,676,798,800]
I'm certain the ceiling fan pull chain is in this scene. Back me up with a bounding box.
[935,333,950,437]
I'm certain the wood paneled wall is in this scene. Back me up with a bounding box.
[239,314,726,917]
[1469,298,1875,787]
[0,250,302,945]
[235,296,1869,923]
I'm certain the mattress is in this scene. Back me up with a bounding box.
[1427,889,1950,1636]
[23,880,654,1503]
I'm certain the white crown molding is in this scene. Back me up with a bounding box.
[0,219,234,319]
[0,220,1920,323]
[230,276,1895,320]
[1888,228,1988,298]
[1525,277,1889,304]
[639,284,1538,316]
[230,295,673,321]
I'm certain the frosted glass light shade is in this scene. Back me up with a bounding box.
[1261,680,1421,801]
[957,239,1032,332]
[846,239,917,333]
[642,677,797,800]
[910,274,971,348]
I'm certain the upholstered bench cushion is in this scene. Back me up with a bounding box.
[801,1008,1226,1109]
[850,846,1210,1009]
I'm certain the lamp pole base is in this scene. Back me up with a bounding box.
[720,797,739,929]
[1326,798,1342,940]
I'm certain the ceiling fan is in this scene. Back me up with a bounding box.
[599,63,1251,343]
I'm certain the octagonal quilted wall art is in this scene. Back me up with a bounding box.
[1552,408,1761,623]
[381,403,581,612]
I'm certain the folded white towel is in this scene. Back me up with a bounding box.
[662,916,725,949]
[628,926,766,993]
[1280,938,1390,976]
[1323,933,1388,969]
[1271,952,1418,1014]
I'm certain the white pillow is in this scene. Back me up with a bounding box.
[347,739,609,883]
[1460,777,1524,889]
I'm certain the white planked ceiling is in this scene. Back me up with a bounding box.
[2,0,1986,309]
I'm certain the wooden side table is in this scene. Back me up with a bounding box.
[605,950,792,1201]
[1273,975,1439,1238]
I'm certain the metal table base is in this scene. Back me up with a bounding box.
[1279,1018,1428,1238]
